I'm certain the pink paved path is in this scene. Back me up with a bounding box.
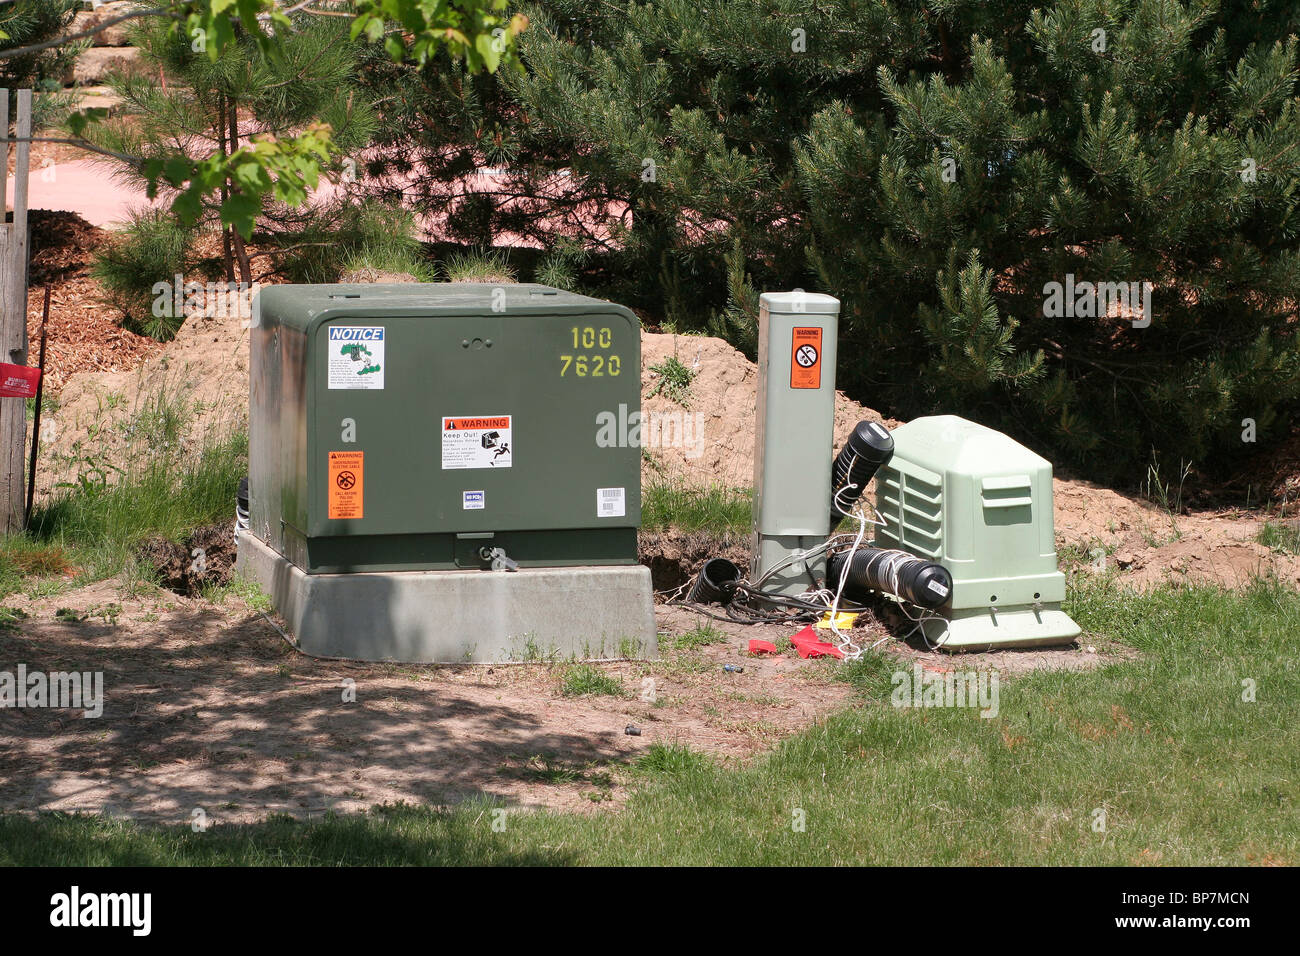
[6,158,154,227]
[7,157,626,249]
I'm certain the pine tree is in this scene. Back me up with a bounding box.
[402,0,1300,483]
[795,2,1300,479]
[0,0,81,129]
[86,14,377,287]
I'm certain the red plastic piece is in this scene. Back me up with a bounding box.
[748,639,778,655]
[789,625,845,660]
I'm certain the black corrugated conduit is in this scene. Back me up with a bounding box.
[826,547,953,610]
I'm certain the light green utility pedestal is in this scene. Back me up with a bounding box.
[875,416,1081,650]
[751,291,840,595]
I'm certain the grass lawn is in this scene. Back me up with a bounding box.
[2,575,1296,866]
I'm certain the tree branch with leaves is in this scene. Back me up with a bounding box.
[3,0,527,238]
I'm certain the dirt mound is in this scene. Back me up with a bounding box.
[34,293,1300,591]
[1109,519,1300,589]
[38,285,250,498]
[640,332,900,487]
[137,523,237,596]
[1051,478,1166,545]
[1049,475,1300,587]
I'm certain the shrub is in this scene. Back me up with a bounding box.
[90,210,195,340]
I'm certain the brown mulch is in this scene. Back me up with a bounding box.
[24,209,161,392]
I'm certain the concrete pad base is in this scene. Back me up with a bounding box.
[236,532,658,663]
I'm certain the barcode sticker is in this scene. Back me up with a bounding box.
[597,487,626,518]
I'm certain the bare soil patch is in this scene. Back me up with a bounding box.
[1107,519,1300,590]
[0,580,859,824]
[1051,478,1300,588]
[638,529,750,593]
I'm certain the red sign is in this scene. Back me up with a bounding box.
[0,364,40,398]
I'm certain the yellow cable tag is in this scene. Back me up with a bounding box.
[815,611,859,630]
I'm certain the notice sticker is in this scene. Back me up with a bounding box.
[463,490,485,510]
[597,487,626,518]
[442,416,512,469]
[790,326,823,389]
[328,326,385,389]
[328,450,364,519]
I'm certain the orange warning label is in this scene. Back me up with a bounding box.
[328,451,364,519]
[790,327,823,389]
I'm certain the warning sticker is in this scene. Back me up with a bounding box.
[791,327,823,389]
[327,326,385,389]
[442,416,512,469]
[328,450,364,519]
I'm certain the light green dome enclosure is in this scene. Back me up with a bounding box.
[874,415,1081,650]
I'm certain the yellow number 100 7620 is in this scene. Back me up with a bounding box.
[560,326,620,377]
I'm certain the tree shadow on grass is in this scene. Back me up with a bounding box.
[0,804,576,865]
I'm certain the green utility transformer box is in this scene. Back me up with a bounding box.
[250,283,641,571]
[239,283,657,663]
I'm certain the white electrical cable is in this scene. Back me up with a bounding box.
[827,512,868,657]
[750,534,848,590]
[824,485,953,659]
[672,453,953,653]
[825,474,890,660]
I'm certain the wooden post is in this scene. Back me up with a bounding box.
[0,89,32,535]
